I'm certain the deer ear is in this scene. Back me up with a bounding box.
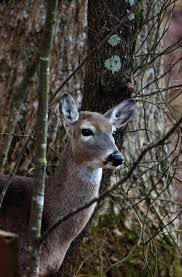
[59,94,79,129]
[104,99,136,128]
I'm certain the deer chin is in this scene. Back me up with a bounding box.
[103,161,122,169]
[83,159,118,170]
[83,160,103,169]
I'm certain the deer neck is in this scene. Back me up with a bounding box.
[54,142,102,185]
[44,142,102,223]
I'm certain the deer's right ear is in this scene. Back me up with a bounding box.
[59,94,79,129]
[104,99,136,128]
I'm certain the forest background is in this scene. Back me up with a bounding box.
[1,0,182,276]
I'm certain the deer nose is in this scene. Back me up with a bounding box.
[106,151,124,167]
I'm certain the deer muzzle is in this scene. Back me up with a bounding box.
[106,151,124,167]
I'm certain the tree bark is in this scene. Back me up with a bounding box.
[0,2,42,172]
[82,0,135,112]
[59,1,137,276]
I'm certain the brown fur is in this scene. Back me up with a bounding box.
[0,94,135,275]
[0,112,120,275]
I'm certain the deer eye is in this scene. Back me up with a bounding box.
[81,129,94,136]
[112,131,117,139]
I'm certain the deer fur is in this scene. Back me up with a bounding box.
[0,94,135,275]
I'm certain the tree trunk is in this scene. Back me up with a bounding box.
[82,0,135,112]
[59,1,137,276]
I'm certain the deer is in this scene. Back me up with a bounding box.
[0,93,136,276]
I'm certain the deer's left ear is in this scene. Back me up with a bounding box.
[104,99,136,128]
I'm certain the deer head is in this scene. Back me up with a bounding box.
[59,94,135,169]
